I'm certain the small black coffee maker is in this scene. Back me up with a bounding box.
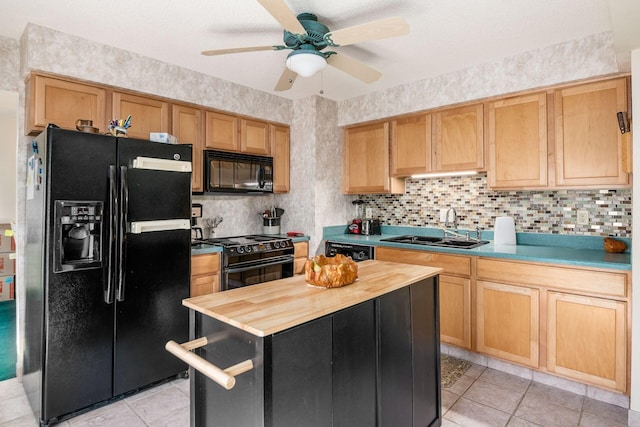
[191,204,203,240]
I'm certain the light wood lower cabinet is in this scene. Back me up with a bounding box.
[375,246,472,349]
[293,241,309,275]
[191,253,221,296]
[547,292,626,392]
[476,280,539,368]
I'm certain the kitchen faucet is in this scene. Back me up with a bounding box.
[441,208,481,242]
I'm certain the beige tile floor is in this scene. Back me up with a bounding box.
[0,362,630,427]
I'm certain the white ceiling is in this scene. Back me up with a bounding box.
[1,0,639,102]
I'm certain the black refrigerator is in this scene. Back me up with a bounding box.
[24,125,192,426]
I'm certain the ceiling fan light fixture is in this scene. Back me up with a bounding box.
[285,50,327,77]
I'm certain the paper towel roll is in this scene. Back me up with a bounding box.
[494,217,516,245]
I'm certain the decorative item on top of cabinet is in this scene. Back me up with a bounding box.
[241,118,270,155]
[271,124,290,193]
[433,103,484,171]
[191,253,221,296]
[554,77,630,188]
[111,92,169,140]
[26,73,107,136]
[172,104,204,192]
[375,246,472,349]
[343,122,404,194]
[205,110,239,151]
[488,92,548,189]
[390,114,432,176]
[293,241,309,275]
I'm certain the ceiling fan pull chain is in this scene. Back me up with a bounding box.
[319,72,324,95]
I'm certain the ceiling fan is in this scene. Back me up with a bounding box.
[201,0,409,92]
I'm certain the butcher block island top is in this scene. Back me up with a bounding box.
[183,260,442,337]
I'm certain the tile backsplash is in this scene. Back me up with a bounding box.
[358,173,631,238]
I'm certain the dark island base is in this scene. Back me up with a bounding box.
[190,277,441,427]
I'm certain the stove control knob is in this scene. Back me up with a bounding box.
[244,245,252,253]
[236,247,244,254]
[273,241,280,249]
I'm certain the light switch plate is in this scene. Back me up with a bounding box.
[365,207,373,218]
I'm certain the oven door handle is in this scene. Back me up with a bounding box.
[226,255,294,274]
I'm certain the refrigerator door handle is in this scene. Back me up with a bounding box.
[132,156,192,173]
[116,165,128,302]
[105,165,117,304]
[129,219,191,234]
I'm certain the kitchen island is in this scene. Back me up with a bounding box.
[170,260,443,427]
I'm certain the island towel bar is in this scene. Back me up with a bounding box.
[165,339,253,390]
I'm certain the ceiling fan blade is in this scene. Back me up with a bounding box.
[274,68,298,91]
[201,45,280,56]
[324,17,409,47]
[257,0,306,34]
[327,54,382,84]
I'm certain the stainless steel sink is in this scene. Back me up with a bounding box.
[380,235,489,249]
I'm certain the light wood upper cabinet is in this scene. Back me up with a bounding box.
[172,104,203,192]
[390,114,432,176]
[554,78,629,187]
[488,92,548,189]
[547,292,626,392]
[27,74,107,136]
[343,122,405,194]
[271,124,290,193]
[205,111,239,151]
[433,103,484,171]
[477,280,540,368]
[111,92,169,140]
[241,119,270,155]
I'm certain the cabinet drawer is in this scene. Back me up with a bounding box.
[192,253,220,276]
[191,274,220,297]
[294,241,309,258]
[477,258,627,298]
[376,247,471,276]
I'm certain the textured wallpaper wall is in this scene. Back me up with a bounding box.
[358,174,632,237]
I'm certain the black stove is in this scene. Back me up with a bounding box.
[205,234,292,256]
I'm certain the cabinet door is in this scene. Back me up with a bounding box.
[547,292,626,392]
[488,93,548,189]
[271,316,333,427]
[28,74,106,135]
[172,104,203,192]
[390,114,431,176]
[241,118,270,155]
[271,124,290,193]
[205,111,239,151]
[477,280,539,368]
[439,275,471,349]
[554,78,629,187]
[343,122,404,194]
[112,92,169,140]
[433,103,484,171]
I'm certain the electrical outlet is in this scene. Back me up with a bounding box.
[365,207,373,218]
[440,208,449,223]
[577,210,589,225]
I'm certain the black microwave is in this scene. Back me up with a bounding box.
[204,150,273,194]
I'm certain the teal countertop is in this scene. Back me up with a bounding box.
[191,235,310,256]
[323,226,631,271]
